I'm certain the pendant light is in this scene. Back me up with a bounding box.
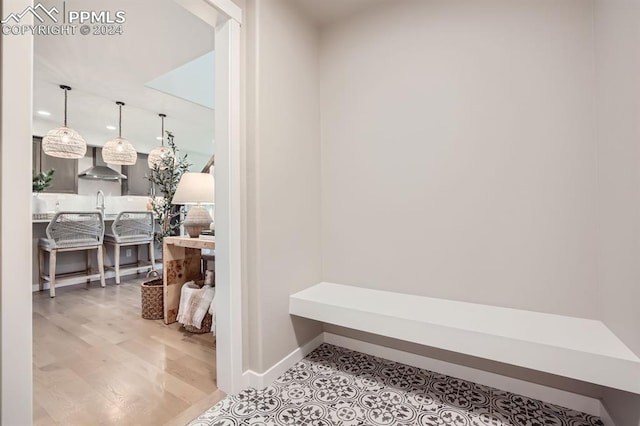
[42,85,87,159]
[147,113,175,169]
[102,101,137,165]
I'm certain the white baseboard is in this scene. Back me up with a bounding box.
[244,333,324,389]
[31,263,162,292]
[323,332,603,417]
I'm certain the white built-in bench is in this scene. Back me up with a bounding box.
[290,282,640,394]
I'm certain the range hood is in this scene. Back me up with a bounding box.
[78,147,127,181]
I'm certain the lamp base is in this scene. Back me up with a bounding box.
[183,205,212,238]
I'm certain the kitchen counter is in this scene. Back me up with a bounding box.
[33,213,125,223]
[31,211,162,291]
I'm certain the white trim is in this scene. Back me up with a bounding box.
[599,403,617,426]
[177,0,244,395]
[1,0,34,423]
[174,0,242,25]
[211,1,244,395]
[173,0,222,27]
[324,332,603,417]
[203,0,242,24]
[245,334,324,389]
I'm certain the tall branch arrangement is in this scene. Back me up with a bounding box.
[146,132,191,242]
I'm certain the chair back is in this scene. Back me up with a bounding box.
[111,211,154,243]
[46,211,104,249]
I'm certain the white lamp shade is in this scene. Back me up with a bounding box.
[172,172,215,205]
[147,146,175,169]
[42,126,87,159]
[102,137,137,165]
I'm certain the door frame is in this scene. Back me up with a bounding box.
[176,0,244,395]
[1,1,34,424]
[196,0,245,395]
[0,0,244,423]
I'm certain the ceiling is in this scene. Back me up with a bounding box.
[32,0,392,171]
[291,0,391,25]
[33,0,216,170]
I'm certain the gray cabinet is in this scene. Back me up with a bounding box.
[121,153,151,196]
[33,136,78,194]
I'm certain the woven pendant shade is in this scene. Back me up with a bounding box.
[42,85,87,159]
[102,101,137,165]
[102,137,137,165]
[43,126,87,159]
[148,113,174,169]
[148,146,174,169]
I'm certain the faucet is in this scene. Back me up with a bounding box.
[96,190,105,215]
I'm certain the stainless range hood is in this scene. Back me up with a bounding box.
[78,147,127,181]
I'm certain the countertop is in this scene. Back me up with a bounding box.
[32,213,120,224]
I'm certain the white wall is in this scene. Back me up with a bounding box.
[320,0,600,318]
[245,0,323,372]
[595,0,640,358]
[595,0,640,423]
[1,0,34,423]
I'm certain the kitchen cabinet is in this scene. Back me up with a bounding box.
[121,153,151,196]
[33,136,78,194]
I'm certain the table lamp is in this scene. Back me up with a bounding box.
[172,172,215,237]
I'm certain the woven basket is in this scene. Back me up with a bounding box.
[141,271,163,320]
[184,312,213,334]
[182,279,214,334]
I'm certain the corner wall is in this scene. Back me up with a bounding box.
[594,0,640,359]
[245,0,323,373]
[595,0,640,423]
[320,0,599,318]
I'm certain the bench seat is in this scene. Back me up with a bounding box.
[289,282,640,394]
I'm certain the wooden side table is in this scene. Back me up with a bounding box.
[162,236,216,324]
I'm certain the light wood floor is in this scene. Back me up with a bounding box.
[33,277,224,426]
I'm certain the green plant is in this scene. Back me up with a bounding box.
[146,132,191,242]
[32,169,55,193]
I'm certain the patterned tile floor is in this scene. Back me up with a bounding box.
[190,344,603,426]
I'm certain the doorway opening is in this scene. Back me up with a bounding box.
[0,0,243,424]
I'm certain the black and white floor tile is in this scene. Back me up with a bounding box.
[190,344,604,426]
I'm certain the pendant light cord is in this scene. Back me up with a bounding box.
[118,103,123,138]
[59,85,72,127]
[160,113,166,147]
[63,88,68,127]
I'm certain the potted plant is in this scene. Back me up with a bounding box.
[141,133,190,320]
[32,168,55,214]
[146,131,191,243]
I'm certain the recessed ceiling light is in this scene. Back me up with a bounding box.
[106,125,117,130]
[37,110,51,116]
[156,136,163,141]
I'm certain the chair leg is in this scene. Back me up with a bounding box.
[97,245,106,288]
[86,249,92,286]
[49,250,57,298]
[38,248,45,292]
[149,241,156,272]
[113,244,120,284]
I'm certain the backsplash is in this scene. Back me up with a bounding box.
[33,193,154,215]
